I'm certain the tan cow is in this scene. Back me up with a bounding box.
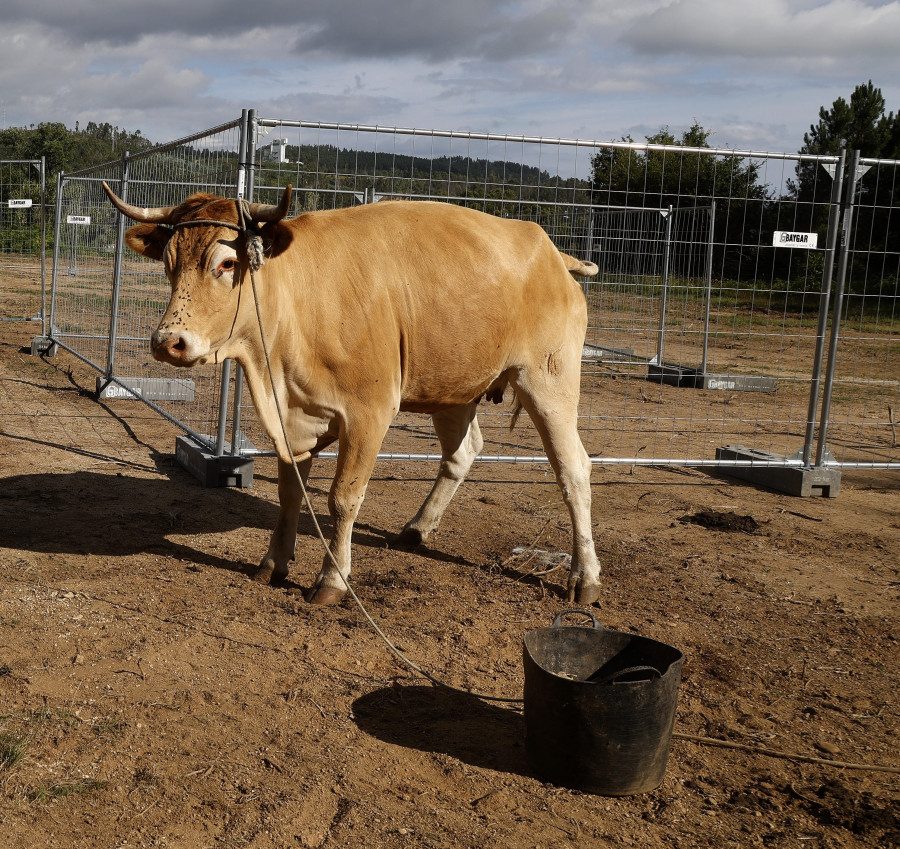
[103,183,602,604]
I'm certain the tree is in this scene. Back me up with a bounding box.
[0,121,154,178]
[592,122,768,208]
[800,80,899,159]
[591,122,771,280]
[790,81,899,203]
[790,82,899,298]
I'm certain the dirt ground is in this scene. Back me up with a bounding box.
[1,318,899,849]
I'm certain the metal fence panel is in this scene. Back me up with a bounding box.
[250,120,893,470]
[821,157,900,467]
[48,121,245,451]
[0,159,46,324]
[43,114,900,477]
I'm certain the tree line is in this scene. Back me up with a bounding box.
[590,81,898,300]
[0,121,154,176]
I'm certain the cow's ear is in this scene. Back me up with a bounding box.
[259,221,293,261]
[125,223,171,262]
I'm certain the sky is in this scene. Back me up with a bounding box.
[1,0,899,156]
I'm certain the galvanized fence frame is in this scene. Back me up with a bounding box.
[1,158,47,328]
[39,111,900,495]
[42,117,247,467]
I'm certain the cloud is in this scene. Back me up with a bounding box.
[623,0,900,60]
[0,0,589,61]
[0,0,299,45]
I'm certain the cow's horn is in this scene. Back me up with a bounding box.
[247,184,293,222]
[102,182,177,223]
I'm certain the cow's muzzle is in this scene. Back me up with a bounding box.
[151,329,202,367]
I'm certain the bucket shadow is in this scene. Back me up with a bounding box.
[351,684,530,778]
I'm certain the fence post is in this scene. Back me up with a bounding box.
[105,152,130,383]
[29,164,59,356]
[229,108,258,459]
[38,156,48,334]
[583,207,596,298]
[215,358,232,457]
[700,200,716,376]
[212,112,252,458]
[800,149,846,467]
[213,108,257,462]
[656,206,674,364]
[47,171,65,343]
[815,149,862,467]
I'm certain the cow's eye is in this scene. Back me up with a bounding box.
[217,258,237,275]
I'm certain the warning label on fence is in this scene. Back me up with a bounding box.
[8,199,33,209]
[773,231,818,249]
[67,215,91,225]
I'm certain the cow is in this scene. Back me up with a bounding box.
[102,182,603,605]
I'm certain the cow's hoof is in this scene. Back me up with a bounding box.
[251,559,288,585]
[568,582,602,605]
[306,585,346,605]
[392,527,423,548]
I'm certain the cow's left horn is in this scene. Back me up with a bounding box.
[247,185,293,222]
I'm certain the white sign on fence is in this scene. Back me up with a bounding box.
[67,215,91,225]
[773,231,818,249]
[8,199,33,209]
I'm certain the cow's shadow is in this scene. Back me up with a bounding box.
[351,684,530,779]
[0,469,281,573]
[0,468,483,583]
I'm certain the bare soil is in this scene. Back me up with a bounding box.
[1,319,899,849]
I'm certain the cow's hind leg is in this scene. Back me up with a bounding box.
[253,455,313,584]
[510,367,601,604]
[397,402,482,546]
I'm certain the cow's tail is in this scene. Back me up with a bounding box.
[509,394,524,432]
[559,251,599,278]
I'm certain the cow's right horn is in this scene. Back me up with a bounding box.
[102,182,178,223]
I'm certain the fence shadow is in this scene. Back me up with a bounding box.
[351,684,530,779]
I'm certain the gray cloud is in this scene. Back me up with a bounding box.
[0,0,581,61]
[0,0,299,45]
[290,0,581,62]
[623,0,900,59]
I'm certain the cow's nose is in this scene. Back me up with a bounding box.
[151,329,189,363]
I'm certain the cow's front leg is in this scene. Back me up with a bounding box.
[307,425,386,605]
[252,455,312,584]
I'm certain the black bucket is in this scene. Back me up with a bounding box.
[522,610,684,796]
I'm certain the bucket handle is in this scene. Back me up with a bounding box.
[589,665,662,685]
[551,609,604,629]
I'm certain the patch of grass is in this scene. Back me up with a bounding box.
[133,765,159,792]
[24,706,53,725]
[27,778,108,803]
[21,706,81,730]
[92,713,126,740]
[0,730,29,771]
